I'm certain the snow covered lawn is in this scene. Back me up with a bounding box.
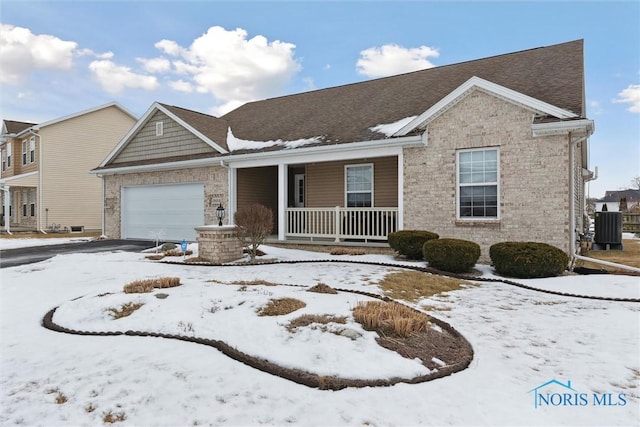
[1,245,639,426]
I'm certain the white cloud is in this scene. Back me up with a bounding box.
[588,99,603,115]
[168,79,194,93]
[89,60,159,94]
[157,26,301,113]
[137,56,171,73]
[75,48,113,59]
[356,43,439,78]
[0,24,77,84]
[614,84,640,113]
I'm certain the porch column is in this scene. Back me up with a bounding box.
[397,152,404,231]
[227,167,237,225]
[2,185,10,234]
[278,163,287,240]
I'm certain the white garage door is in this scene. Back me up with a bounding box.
[122,183,204,241]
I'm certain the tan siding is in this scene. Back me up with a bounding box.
[306,157,397,208]
[237,167,278,231]
[40,106,136,231]
[111,111,216,164]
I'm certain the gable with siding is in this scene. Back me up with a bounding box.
[110,110,217,164]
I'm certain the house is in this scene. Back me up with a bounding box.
[1,103,137,233]
[595,189,640,212]
[92,40,595,259]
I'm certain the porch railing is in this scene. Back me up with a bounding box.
[285,207,398,242]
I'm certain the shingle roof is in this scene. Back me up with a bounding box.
[160,104,229,152]
[221,40,585,146]
[3,120,36,135]
[599,189,640,202]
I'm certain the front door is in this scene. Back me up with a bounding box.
[294,174,305,208]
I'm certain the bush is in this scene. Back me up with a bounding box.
[235,203,274,263]
[423,238,480,273]
[388,230,439,260]
[490,242,569,278]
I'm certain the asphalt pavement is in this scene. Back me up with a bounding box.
[0,239,155,268]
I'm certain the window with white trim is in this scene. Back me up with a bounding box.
[29,137,35,163]
[21,190,27,217]
[6,143,11,167]
[22,140,28,165]
[155,121,164,136]
[345,164,373,207]
[29,189,36,217]
[457,148,499,218]
[1,148,5,171]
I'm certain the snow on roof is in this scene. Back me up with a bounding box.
[226,127,322,152]
[369,116,417,137]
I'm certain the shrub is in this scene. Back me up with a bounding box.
[235,203,274,263]
[387,230,439,260]
[423,238,480,273]
[160,243,176,251]
[329,247,366,256]
[490,242,569,278]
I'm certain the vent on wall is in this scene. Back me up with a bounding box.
[70,225,84,233]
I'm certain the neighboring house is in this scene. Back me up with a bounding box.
[595,189,640,212]
[92,40,595,259]
[1,103,137,233]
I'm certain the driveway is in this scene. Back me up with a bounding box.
[0,240,155,268]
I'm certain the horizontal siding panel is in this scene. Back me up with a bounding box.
[112,111,216,164]
[40,106,136,230]
[237,166,278,232]
[307,156,397,208]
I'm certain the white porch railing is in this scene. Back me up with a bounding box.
[285,207,398,242]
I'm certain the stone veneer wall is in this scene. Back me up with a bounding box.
[103,166,227,239]
[196,225,244,263]
[403,90,571,261]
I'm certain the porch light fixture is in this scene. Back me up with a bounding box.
[216,203,225,226]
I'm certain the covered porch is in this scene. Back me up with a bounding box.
[227,147,405,244]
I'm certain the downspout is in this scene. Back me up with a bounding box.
[569,132,576,257]
[219,160,233,225]
[29,129,46,234]
[1,184,11,234]
[100,174,105,237]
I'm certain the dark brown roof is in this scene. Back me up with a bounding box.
[222,40,585,146]
[3,120,36,135]
[160,104,229,152]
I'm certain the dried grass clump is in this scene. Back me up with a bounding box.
[286,314,347,332]
[153,277,181,289]
[103,410,127,423]
[145,254,165,261]
[123,280,155,294]
[258,298,306,316]
[307,283,338,294]
[123,277,181,293]
[229,279,278,287]
[330,247,366,256]
[352,301,430,338]
[377,271,475,302]
[163,249,193,257]
[106,302,144,319]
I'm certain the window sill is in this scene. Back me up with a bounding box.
[455,219,501,228]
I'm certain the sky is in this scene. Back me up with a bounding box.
[0,0,638,198]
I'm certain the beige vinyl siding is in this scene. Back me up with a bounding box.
[306,157,398,208]
[111,111,216,164]
[236,166,278,232]
[40,106,136,231]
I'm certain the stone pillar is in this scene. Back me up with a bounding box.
[195,225,244,263]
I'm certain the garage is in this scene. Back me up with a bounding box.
[121,183,204,241]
